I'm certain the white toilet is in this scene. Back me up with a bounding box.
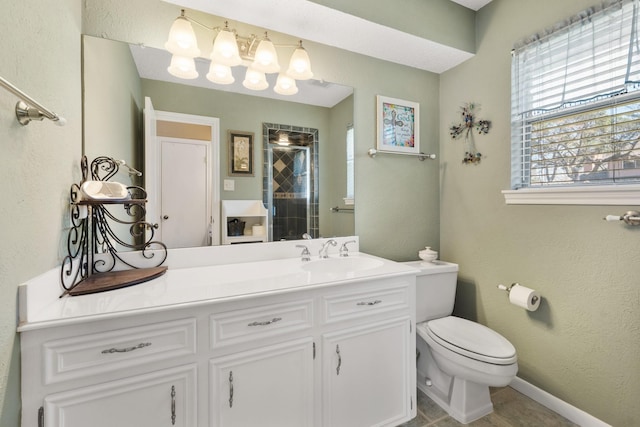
[404,261,518,424]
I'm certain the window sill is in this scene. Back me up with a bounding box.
[502,185,640,205]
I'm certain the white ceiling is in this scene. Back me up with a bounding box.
[163,0,483,74]
[450,0,493,11]
[130,44,354,108]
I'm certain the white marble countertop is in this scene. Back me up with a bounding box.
[18,238,418,332]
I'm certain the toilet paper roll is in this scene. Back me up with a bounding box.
[509,284,541,311]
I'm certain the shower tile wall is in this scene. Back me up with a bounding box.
[272,149,309,240]
[262,123,319,240]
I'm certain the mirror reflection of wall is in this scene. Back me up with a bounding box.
[82,35,355,249]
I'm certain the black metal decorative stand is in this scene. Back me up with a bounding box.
[60,156,167,297]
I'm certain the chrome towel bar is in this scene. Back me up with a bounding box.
[0,75,66,126]
[367,148,436,161]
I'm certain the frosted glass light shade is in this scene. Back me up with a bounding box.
[286,45,313,80]
[165,16,201,58]
[252,37,280,74]
[211,29,242,66]
[167,55,198,79]
[242,67,269,90]
[274,74,298,95]
[207,63,234,84]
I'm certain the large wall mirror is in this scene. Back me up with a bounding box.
[83,30,355,250]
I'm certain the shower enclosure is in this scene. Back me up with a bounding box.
[263,123,318,241]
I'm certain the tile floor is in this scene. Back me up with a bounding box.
[399,387,579,427]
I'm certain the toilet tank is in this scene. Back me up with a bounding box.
[403,261,459,323]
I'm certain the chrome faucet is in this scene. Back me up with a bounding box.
[296,244,311,262]
[302,232,313,240]
[319,239,337,259]
[339,240,356,257]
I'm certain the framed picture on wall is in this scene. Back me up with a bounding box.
[376,95,420,154]
[228,130,254,176]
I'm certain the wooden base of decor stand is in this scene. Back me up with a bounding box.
[65,266,168,297]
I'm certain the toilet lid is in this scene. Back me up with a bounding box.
[425,317,517,365]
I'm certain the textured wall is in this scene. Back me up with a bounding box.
[439,1,640,425]
[0,1,82,426]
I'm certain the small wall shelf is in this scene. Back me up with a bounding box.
[221,200,269,245]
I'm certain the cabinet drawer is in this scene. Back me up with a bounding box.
[43,318,196,384]
[210,300,313,349]
[322,285,410,324]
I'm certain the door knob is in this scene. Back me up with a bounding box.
[163,215,169,220]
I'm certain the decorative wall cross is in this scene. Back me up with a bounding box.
[449,102,491,164]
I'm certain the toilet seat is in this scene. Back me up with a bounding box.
[418,317,517,365]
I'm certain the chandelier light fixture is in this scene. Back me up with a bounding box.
[164,10,314,95]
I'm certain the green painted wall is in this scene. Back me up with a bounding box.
[0,2,82,426]
[83,36,143,179]
[322,94,355,237]
[310,0,476,53]
[439,1,640,425]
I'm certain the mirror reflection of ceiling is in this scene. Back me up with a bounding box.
[130,44,353,108]
[163,0,493,74]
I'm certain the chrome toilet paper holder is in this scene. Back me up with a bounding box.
[497,283,516,293]
[497,283,540,305]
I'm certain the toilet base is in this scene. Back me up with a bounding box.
[417,372,493,424]
[417,338,495,424]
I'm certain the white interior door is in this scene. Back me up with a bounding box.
[144,99,220,247]
[161,137,210,248]
[143,97,159,240]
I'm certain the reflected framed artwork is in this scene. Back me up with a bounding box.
[376,95,420,154]
[228,130,254,176]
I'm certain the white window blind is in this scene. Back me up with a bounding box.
[345,125,355,203]
[511,0,640,189]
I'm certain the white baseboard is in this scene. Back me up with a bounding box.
[510,377,611,427]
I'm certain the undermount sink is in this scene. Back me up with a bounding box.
[301,256,384,274]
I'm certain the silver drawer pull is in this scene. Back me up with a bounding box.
[247,317,282,327]
[171,385,176,425]
[356,299,382,306]
[101,342,152,354]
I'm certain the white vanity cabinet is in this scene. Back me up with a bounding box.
[19,249,416,427]
[319,280,415,427]
[19,314,199,427]
[209,338,315,427]
[322,318,412,427]
[43,364,197,427]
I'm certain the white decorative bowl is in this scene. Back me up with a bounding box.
[418,246,438,262]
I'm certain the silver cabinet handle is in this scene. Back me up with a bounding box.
[101,342,152,354]
[336,344,342,375]
[171,385,176,425]
[247,317,282,327]
[356,300,382,306]
[229,371,234,408]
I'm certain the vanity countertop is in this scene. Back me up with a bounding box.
[18,241,418,332]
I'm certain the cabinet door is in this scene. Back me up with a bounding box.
[43,364,197,427]
[322,317,412,427]
[210,337,314,427]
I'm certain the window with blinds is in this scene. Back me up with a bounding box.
[345,125,355,204]
[511,0,640,189]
